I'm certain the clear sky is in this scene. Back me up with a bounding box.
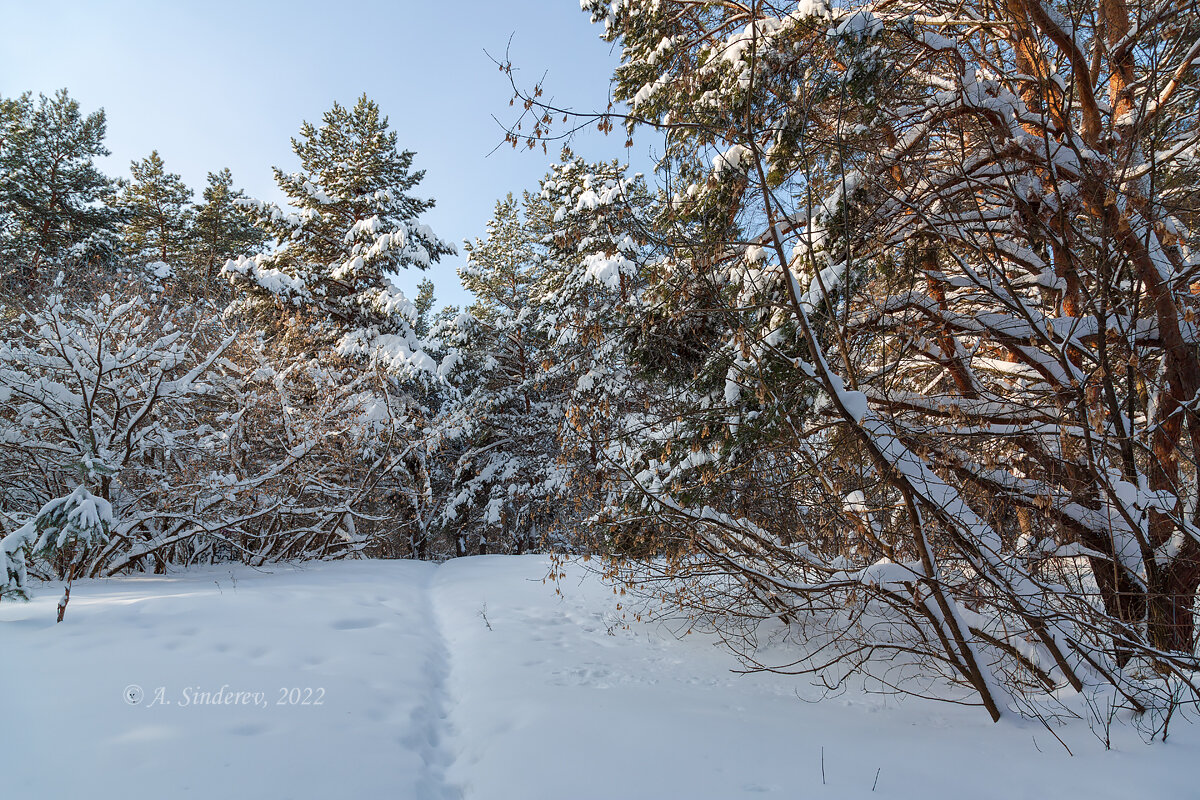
[0,0,635,310]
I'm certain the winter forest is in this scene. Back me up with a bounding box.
[5,0,1200,796]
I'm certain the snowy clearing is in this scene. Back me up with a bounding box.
[5,556,1197,799]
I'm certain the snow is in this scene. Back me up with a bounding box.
[223,255,308,300]
[581,251,635,289]
[4,556,1198,799]
[789,0,825,18]
[146,261,173,279]
[31,486,113,550]
[839,388,868,422]
[713,144,751,175]
[834,9,882,39]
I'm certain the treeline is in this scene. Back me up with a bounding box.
[0,89,266,297]
[5,0,1200,730]
[0,91,642,601]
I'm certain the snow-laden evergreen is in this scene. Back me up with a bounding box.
[0,89,118,283]
[481,0,1200,724]
[226,93,455,379]
[117,150,194,266]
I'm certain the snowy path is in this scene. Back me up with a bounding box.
[411,566,461,799]
[5,556,1200,799]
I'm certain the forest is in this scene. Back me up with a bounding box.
[3,0,1200,740]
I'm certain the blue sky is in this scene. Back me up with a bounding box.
[0,0,636,309]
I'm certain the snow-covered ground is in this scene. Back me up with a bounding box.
[4,556,1197,799]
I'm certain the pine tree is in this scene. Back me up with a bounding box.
[0,486,112,620]
[0,89,117,287]
[442,194,559,555]
[225,94,458,559]
[413,277,437,338]
[461,195,537,350]
[227,93,454,370]
[191,168,264,296]
[117,150,193,268]
[504,0,1200,722]
[528,152,650,506]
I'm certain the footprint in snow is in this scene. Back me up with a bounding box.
[330,617,381,631]
[228,723,269,736]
